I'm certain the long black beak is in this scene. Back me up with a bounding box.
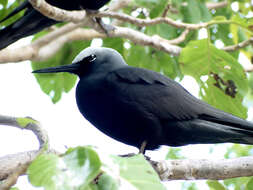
[32,63,80,74]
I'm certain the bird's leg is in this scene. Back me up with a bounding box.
[85,9,115,34]
[139,141,147,154]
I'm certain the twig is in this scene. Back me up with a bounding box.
[91,11,208,29]
[168,29,190,44]
[206,1,228,10]
[222,37,253,52]
[0,115,48,149]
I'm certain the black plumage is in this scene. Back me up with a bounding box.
[0,0,110,50]
[33,47,253,151]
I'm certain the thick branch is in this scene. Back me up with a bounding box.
[152,156,253,180]
[28,0,87,23]
[1,149,253,181]
[0,151,37,181]
[0,25,181,63]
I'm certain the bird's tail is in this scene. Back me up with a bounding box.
[163,119,253,147]
[0,24,22,50]
[0,12,57,50]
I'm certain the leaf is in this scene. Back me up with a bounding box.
[32,41,90,103]
[207,180,227,190]
[146,23,178,40]
[112,154,166,190]
[134,0,168,18]
[179,39,248,118]
[246,178,253,190]
[180,0,211,23]
[28,147,101,190]
[165,148,184,160]
[201,77,247,119]
[103,38,124,56]
[94,173,119,190]
[198,2,212,22]
[125,44,181,79]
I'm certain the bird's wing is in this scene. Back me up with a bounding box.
[106,67,206,121]
[0,1,30,23]
[106,67,253,131]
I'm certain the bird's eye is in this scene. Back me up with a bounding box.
[86,54,96,63]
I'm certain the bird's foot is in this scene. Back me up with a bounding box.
[139,141,147,154]
[95,17,115,35]
[86,9,115,35]
[119,153,151,161]
[119,153,136,157]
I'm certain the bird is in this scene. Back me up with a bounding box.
[33,47,253,153]
[0,0,110,50]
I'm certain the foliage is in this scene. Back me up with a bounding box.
[1,0,253,190]
[27,146,166,190]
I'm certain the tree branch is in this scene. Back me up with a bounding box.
[28,0,87,23]
[1,149,253,182]
[222,37,253,52]
[91,11,208,30]
[0,114,49,187]
[0,115,48,149]
[152,156,253,180]
[206,1,228,10]
[0,150,39,181]
[0,0,247,64]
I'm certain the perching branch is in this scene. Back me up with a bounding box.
[1,148,253,182]
[152,156,253,180]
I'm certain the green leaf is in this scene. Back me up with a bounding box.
[207,180,227,190]
[179,39,248,118]
[165,148,184,160]
[225,144,253,158]
[201,77,247,119]
[134,0,168,18]
[10,188,20,190]
[92,173,119,190]
[146,23,178,40]
[180,0,201,23]
[0,0,25,26]
[28,147,101,190]
[149,0,168,18]
[180,0,211,23]
[198,2,212,22]
[103,38,124,55]
[246,178,253,190]
[125,44,181,79]
[112,154,166,190]
[32,41,90,103]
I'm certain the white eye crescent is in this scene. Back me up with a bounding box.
[87,54,96,63]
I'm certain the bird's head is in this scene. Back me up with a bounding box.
[32,47,127,77]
